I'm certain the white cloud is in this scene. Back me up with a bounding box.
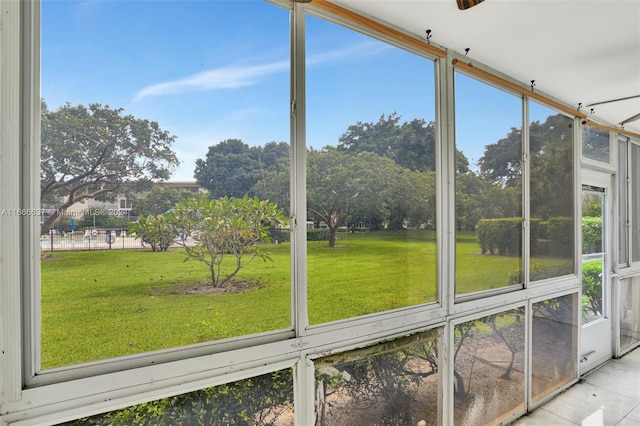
[133,41,389,101]
[307,40,390,66]
[134,61,289,101]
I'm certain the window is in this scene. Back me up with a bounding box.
[454,72,523,296]
[305,14,438,324]
[582,125,611,163]
[529,102,575,280]
[631,143,640,262]
[60,369,294,425]
[40,0,291,369]
[618,137,629,266]
[119,199,132,210]
[3,1,596,424]
[619,276,640,353]
[454,308,525,424]
[531,293,578,404]
[314,330,440,425]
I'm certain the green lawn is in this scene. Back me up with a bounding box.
[41,230,562,368]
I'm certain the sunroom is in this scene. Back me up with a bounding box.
[1,0,639,425]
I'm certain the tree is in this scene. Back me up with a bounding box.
[307,149,405,245]
[337,112,469,173]
[194,139,289,198]
[477,127,523,186]
[477,113,574,219]
[338,112,403,159]
[529,114,574,218]
[40,101,179,234]
[128,214,176,252]
[170,194,286,287]
[133,187,195,217]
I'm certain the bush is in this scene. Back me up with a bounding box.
[547,216,573,258]
[127,214,176,252]
[508,261,574,285]
[529,218,546,257]
[65,370,293,425]
[582,261,603,318]
[476,218,521,256]
[307,228,330,241]
[269,227,290,243]
[582,216,602,254]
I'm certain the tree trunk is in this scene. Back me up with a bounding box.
[328,226,338,248]
[41,209,64,235]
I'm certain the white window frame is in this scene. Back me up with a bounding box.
[0,1,605,424]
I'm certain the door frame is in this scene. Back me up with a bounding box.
[579,170,614,375]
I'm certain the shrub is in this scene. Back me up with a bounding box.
[547,216,573,258]
[307,228,330,241]
[582,216,602,254]
[127,214,175,252]
[582,261,603,318]
[170,195,286,287]
[476,218,521,256]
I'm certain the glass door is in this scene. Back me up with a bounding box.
[579,172,613,374]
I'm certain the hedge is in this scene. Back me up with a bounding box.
[269,227,331,243]
[476,218,522,256]
[582,216,602,254]
[477,216,574,258]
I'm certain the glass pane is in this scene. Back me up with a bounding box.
[620,276,640,353]
[314,330,440,425]
[582,125,610,163]
[454,73,522,295]
[454,309,525,425]
[582,189,604,323]
[618,137,629,266]
[41,1,291,368]
[531,294,578,404]
[306,15,437,324]
[632,143,640,262]
[529,102,575,280]
[60,369,294,425]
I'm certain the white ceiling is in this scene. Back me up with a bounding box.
[331,0,640,136]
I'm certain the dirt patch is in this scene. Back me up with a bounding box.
[158,280,259,295]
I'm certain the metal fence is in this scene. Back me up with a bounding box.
[40,228,185,252]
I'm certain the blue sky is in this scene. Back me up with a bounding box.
[42,0,521,181]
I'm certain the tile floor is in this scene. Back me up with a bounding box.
[514,346,640,425]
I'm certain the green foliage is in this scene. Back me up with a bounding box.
[337,112,469,173]
[194,139,289,199]
[307,228,330,241]
[170,194,287,287]
[306,149,407,246]
[268,227,330,243]
[476,218,522,256]
[547,216,574,258]
[133,187,195,217]
[582,260,603,318]
[128,214,176,252]
[582,216,602,254]
[77,208,131,229]
[530,114,575,219]
[529,218,546,257]
[40,101,179,233]
[455,172,521,231]
[508,260,574,285]
[66,370,293,426]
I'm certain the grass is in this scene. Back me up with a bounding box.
[41,230,565,368]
